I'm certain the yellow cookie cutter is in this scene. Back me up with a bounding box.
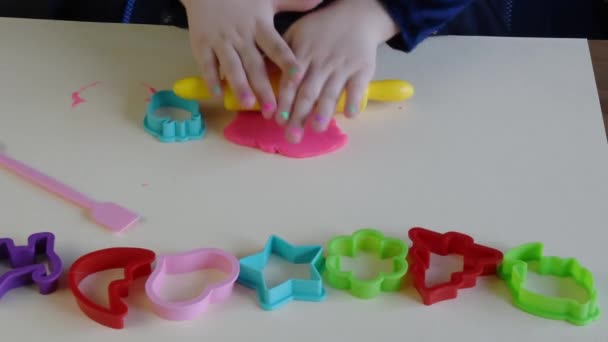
[172,73,414,112]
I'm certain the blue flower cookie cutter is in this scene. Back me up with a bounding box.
[237,235,327,311]
[143,90,205,142]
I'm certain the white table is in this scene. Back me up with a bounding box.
[0,18,606,341]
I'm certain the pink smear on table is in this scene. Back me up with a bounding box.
[142,82,157,102]
[224,111,348,158]
[71,81,100,108]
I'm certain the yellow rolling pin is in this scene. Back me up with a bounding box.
[172,75,414,112]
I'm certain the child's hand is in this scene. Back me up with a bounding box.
[276,0,399,143]
[181,0,321,116]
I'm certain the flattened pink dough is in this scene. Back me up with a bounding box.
[224,111,348,158]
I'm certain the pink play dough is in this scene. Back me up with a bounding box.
[224,111,348,158]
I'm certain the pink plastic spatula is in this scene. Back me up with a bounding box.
[0,152,139,233]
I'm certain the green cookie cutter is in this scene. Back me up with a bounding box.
[498,242,600,326]
[324,228,408,299]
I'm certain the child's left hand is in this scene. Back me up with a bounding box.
[275,0,399,143]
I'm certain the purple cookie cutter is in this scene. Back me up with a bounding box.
[145,248,239,321]
[0,232,63,298]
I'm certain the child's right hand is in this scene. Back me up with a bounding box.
[181,0,321,117]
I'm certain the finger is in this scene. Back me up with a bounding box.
[256,24,301,81]
[285,64,329,143]
[277,0,323,12]
[275,62,307,126]
[344,68,373,118]
[238,44,276,118]
[196,47,223,98]
[214,44,256,108]
[311,72,348,132]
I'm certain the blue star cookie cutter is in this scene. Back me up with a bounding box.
[237,235,327,310]
[0,232,63,299]
[143,90,205,142]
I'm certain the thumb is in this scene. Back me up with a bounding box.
[276,0,323,12]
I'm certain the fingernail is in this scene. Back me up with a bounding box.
[262,103,276,113]
[240,91,253,100]
[212,85,222,96]
[288,67,303,82]
[348,104,358,114]
[287,127,303,142]
[239,92,255,107]
[280,111,290,121]
[313,114,327,129]
[288,66,299,77]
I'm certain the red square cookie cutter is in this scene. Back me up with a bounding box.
[408,227,503,305]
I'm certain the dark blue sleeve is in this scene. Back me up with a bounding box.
[377,0,474,52]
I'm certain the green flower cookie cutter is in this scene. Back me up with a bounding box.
[324,228,408,299]
[498,242,600,326]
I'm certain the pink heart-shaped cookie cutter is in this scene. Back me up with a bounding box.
[145,248,240,321]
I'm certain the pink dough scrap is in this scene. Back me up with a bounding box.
[224,111,348,158]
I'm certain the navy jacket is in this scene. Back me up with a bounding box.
[1,0,606,53]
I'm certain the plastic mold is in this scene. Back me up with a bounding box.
[498,242,600,326]
[143,90,205,142]
[237,235,326,311]
[408,227,503,305]
[68,247,156,329]
[324,228,408,299]
[145,248,240,321]
[0,232,63,299]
